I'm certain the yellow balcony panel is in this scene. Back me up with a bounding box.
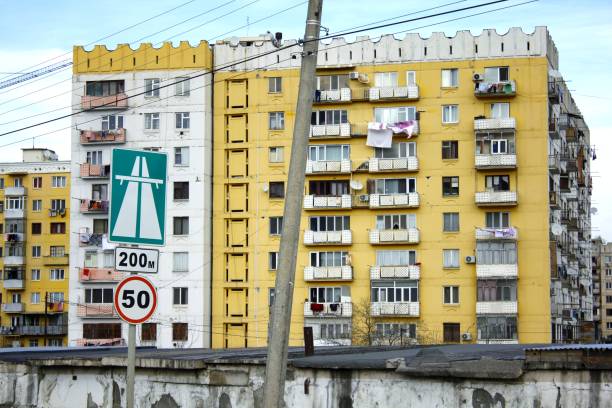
[303,301,352,317]
[476,264,518,279]
[371,302,419,317]
[370,265,420,280]
[80,163,110,179]
[303,195,352,210]
[476,301,518,315]
[313,88,352,104]
[475,227,518,240]
[369,157,418,173]
[4,186,26,196]
[475,191,517,206]
[2,303,24,313]
[305,160,351,175]
[309,123,351,139]
[80,128,126,145]
[303,266,353,282]
[43,255,69,266]
[474,80,516,98]
[4,256,25,266]
[369,193,419,209]
[474,117,516,131]
[79,267,126,283]
[303,230,352,246]
[368,85,419,101]
[80,199,109,214]
[81,94,128,110]
[4,209,25,219]
[77,304,118,318]
[475,154,516,170]
[369,228,419,245]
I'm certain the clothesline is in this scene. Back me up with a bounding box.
[366,120,417,148]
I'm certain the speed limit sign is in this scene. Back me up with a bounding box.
[114,275,157,324]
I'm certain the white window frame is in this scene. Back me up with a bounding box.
[32,199,42,212]
[406,71,416,85]
[376,214,416,230]
[375,250,416,266]
[31,269,41,281]
[311,110,348,125]
[175,77,190,96]
[52,176,66,188]
[374,72,398,87]
[491,139,508,154]
[175,112,190,129]
[371,281,419,303]
[173,287,188,305]
[443,286,460,304]
[268,77,282,93]
[308,145,350,161]
[374,142,416,159]
[269,217,283,236]
[374,107,416,123]
[486,212,510,228]
[33,177,42,189]
[309,251,349,267]
[309,287,342,303]
[269,147,284,163]
[441,68,458,87]
[173,252,189,272]
[491,103,510,119]
[49,269,65,280]
[374,178,416,194]
[443,213,460,232]
[174,147,189,166]
[309,215,350,232]
[144,113,160,130]
[101,114,123,130]
[442,105,459,124]
[443,249,460,268]
[484,66,509,83]
[31,292,40,304]
[32,246,41,258]
[269,252,279,270]
[269,112,285,130]
[145,78,160,97]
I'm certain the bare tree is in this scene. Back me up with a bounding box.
[351,298,417,346]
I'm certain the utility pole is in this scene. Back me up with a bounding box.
[262,0,323,406]
[44,292,48,347]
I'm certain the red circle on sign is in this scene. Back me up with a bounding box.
[114,275,157,324]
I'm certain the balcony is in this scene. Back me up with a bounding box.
[370,265,420,280]
[477,338,519,345]
[474,154,516,170]
[369,193,419,208]
[80,163,110,179]
[371,302,419,317]
[303,266,353,281]
[80,199,109,214]
[76,304,118,318]
[305,160,351,174]
[4,256,25,266]
[17,325,68,336]
[369,228,419,245]
[303,301,352,317]
[4,186,26,196]
[475,227,518,240]
[2,271,24,290]
[476,264,518,279]
[79,268,126,283]
[303,195,352,210]
[474,117,516,131]
[81,94,128,110]
[79,233,104,247]
[474,80,516,98]
[2,303,24,313]
[304,230,352,246]
[369,157,418,173]
[313,88,352,104]
[80,128,126,145]
[75,338,125,347]
[309,123,351,139]
[43,255,69,266]
[476,301,518,315]
[548,155,561,174]
[4,209,25,219]
[368,85,419,101]
[475,191,517,206]
[4,233,25,243]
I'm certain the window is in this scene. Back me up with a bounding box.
[173,252,189,272]
[607,296,612,303]
[406,71,416,85]
[85,80,124,96]
[374,142,416,158]
[31,223,42,235]
[145,78,160,97]
[50,222,66,234]
[91,184,108,201]
[143,147,160,152]
[316,74,348,91]
[49,269,65,280]
[93,219,108,234]
[173,182,189,200]
[0,178,4,189]
[31,292,40,304]
[49,292,64,304]
[309,180,349,196]
[443,249,460,268]
[141,323,157,341]
[172,323,188,341]
[268,288,276,307]
[85,288,113,304]
[374,178,416,194]
[101,114,123,130]
[51,199,66,211]
[371,281,418,303]
[84,251,97,268]
[173,287,188,305]
[32,246,41,258]
[175,77,190,96]
[310,251,349,267]
[33,177,42,189]
[311,110,348,125]
[174,147,189,166]
[442,176,459,196]
[478,280,517,301]
[374,72,398,87]
[32,200,42,212]
[270,217,283,235]
[269,147,284,163]
[268,77,282,93]
[31,269,40,281]
[173,217,189,235]
[442,105,459,123]
[309,287,342,303]
[443,323,461,342]
[29,339,38,347]
[442,141,458,159]
[269,112,285,130]
[320,323,351,340]
[476,242,517,265]
[607,282,612,290]
[269,252,279,270]
[478,316,517,340]
[144,113,160,130]
[308,145,350,161]
[86,151,102,165]
[175,112,190,129]
[13,178,22,187]
[50,246,65,257]
[491,139,508,154]
[309,216,350,232]
[486,212,510,228]
[484,66,509,83]
[441,69,458,87]
[103,251,114,268]
[443,213,459,232]
[52,176,66,188]
[376,214,416,230]
[269,182,285,199]
[444,286,460,304]
[374,106,416,123]
[375,323,416,340]
[485,175,510,191]
[376,250,416,266]
[491,103,510,119]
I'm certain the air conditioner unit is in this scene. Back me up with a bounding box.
[473,73,483,82]
[465,256,476,264]
[461,332,472,341]
[358,194,370,202]
[349,71,360,80]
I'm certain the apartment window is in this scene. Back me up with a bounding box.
[443,213,459,232]
[607,296,612,303]
[269,252,279,270]
[478,316,517,340]
[371,281,418,303]
[320,323,351,340]
[476,242,517,265]
[310,251,349,267]
[607,269,612,277]
[373,178,416,194]
[441,69,459,87]
[0,178,4,189]
[31,292,40,304]
[374,72,398,87]
[173,182,189,200]
[51,199,66,211]
[268,288,276,307]
[491,139,508,154]
[13,178,22,187]
[103,251,114,268]
[269,112,285,130]
[29,339,38,347]
[93,219,108,234]
[90,184,108,202]
[173,287,188,305]
[268,77,282,93]
[49,269,65,280]
[308,144,350,161]
[85,80,124,96]
[144,113,160,130]
[376,250,416,266]
[311,110,348,125]
[485,175,510,191]
[443,249,460,268]
[374,142,416,158]
[84,251,98,268]
[173,217,189,235]
[406,71,416,85]
[270,216,283,236]
[145,78,160,97]
[309,180,349,196]
[32,200,42,212]
[50,222,66,234]
[442,105,459,123]
[172,323,188,341]
[269,182,285,199]
[309,216,350,232]
[86,151,103,165]
[173,252,189,272]
[491,103,510,119]
[486,212,510,228]
[33,177,42,189]
[31,223,42,235]
[442,176,459,196]
[175,77,190,96]
[444,286,460,304]
[484,66,509,83]
[309,287,341,303]
[50,292,65,304]
[607,283,612,290]
[175,112,190,129]
[83,323,121,340]
[269,147,284,163]
[174,147,189,166]
[52,176,66,188]
[31,269,40,281]
[141,323,157,341]
[442,141,458,159]
[85,288,113,304]
[32,246,41,258]
[376,214,416,230]
[50,246,65,257]
[376,323,416,339]
[374,106,416,123]
[478,280,517,301]
[143,147,160,152]
[101,114,123,130]
[316,74,348,91]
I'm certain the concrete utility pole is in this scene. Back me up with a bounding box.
[262,0,323,406]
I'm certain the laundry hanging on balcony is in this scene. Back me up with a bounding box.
[367,120,417,148]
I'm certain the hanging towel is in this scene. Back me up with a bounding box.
[388,120,417,138]
[366,122,393,148]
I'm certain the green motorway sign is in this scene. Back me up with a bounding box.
[109,148,167,246]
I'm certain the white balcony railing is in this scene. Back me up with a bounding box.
[371,302,420,317]
[369,193,419,208]
[303,195,352,210]
[368,85,419,100]
[305,160,351,174]
[304,266,353,281]
[304,302,352,317]
[475,227,518,240]
[315,88,352,103]
[309,123,351,138]
[4,209,25,219]
[370,265,420,280]
[474,117,516,130]
[474,154,517,169]
[476,301,518,315]
[2,303,24,313]
[4,186,26,196]
[3,256,25,266]
[3,279,24,290]
[304,230,352,245]
[476,264,518,279]
[475,191,517,206]
[369,157,418,172]
[477,339,519,345]
[369,229,419,245]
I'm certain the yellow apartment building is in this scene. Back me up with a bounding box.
[210,28,592,347]
[0,148,70,347]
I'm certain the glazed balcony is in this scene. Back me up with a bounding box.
[309,123,351,139]
[475,227,518,240]
[303,230,352,246]
[369,157,418,173]
[474,80,516,98]
[2,303,24,313]
[369,193,419,209]
[303,195,352,210]
[476,264,518,279]
[81,94,128,110]
[370,265,420,280]
[80,163,110,179]
[2,270,25,290]
[303,301,352,317]
[371,302,419,317]
[367,85,419,101]
[77,304,118,318]
[17,325,68,336]
[475,191,517,206]
[476,301,518,315]
[303,266,353,281]
[4,186,26,196]
[4,209,25,219]
[305,160,351,175]
[313,88,352,104]
[80,199,109,214]
[369,228,419,245]
[79,268,126,283]
[475,154,516,170]
[80,128,126,145]
[43,255,69,266]
[474,117,516,131]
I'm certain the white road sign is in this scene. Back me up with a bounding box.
[114,276,157,324]
[115,247,159,273]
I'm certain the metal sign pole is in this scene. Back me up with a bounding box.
[127,271,136,408]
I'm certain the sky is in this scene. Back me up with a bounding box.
[0,0,610,238]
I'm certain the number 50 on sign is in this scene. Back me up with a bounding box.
[114,276,158,324]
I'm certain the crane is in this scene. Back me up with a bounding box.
[0,60,73,90]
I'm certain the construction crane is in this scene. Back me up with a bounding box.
[0,60,73,90]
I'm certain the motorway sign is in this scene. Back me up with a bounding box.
[115,247,159,273]
[114,275,158,324]
[109,148,167,246]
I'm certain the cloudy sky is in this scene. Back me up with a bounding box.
[0,0,610,238]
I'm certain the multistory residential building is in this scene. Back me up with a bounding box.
[0,148,70,347]
[69,42,212,347]
[593,238,612,341]
[211,27,592,347]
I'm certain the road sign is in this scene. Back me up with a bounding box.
[115,247,159,273]
[114,275,157,324]
[109,148,167,246]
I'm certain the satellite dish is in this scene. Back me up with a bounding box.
[551,224,563,236]
[229,37,240,47]
[350,180,363,190]
[591,207,598,215]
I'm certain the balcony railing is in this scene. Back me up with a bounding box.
[79,268,126,283]
[2,275,24,290]
[2,303,24,313]
[370,265,420,280]
[303,301,352,317]
[303,195,351,210]
[303,266,353,281]
[80,128,126,144]
[43,255,69,266]
[81,94,128,110]
[4,186,26,196]
[474,80,516,97]
[474,154,516,169]
[80,199,109,214]
[305,160,351,174]
[3,256,25,266]
[80,163,110,178]
[76,304,118,318]
[48,208,67,217]
[369,157,418,173]
[476,264,518,279]
[369,228,419,245]
[475,227,518,240]
[4,209,25,219]
[304,230,352,245]
[548,155,561,173]
[368,85,419,101]
[474,117,516,130]
[313,88,352,103]
[369,193,419,208]
[309,123,351,139]
[8,325,68,336]
[79,233,104,247]
[75,338,126,347]
[4,233,25,243]
[477,338,518,345]
[476,301,518,315]
[475,191,517,206]
[371,302,419,317]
